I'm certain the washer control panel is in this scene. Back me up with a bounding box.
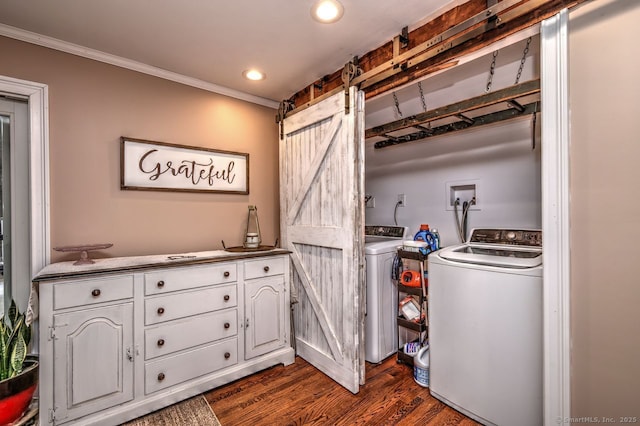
[365,225,407,239]
[469,229,542,247]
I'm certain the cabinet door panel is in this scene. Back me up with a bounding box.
[245,275,286,359]
[53,303,134,423]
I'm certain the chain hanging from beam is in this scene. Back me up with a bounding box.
[514,37,532,85]
[418,82,428,113]
[417,81,432,132]
[507,37,533,112]
[485,50,499,93]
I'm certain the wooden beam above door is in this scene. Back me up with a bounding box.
[281,0,586,117]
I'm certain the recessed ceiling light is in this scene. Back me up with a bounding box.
[311,0,344,24]
[243,69,266,81]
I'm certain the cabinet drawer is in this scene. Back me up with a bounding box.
[145,284,237,325]
[145,309,238,360]
[144,263,236,295]
[244,257,285,280]
[145,338,237,394]
[53,275,134,310]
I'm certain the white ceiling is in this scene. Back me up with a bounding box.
[0,0,463,105]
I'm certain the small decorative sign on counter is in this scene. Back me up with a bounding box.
[121,137,249,194]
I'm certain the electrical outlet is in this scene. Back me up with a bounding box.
[397,193,406,207]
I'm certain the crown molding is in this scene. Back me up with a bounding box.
[0,24,280,109]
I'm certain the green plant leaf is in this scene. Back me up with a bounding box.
[10,332,27,377]
[7,315,24,347]
[0,331,7,380]
[22,322,32,348]
[8,299,17,328]
[0,300,32,380]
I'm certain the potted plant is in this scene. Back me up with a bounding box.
[0,300,38,425]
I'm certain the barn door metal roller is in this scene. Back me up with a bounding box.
[341,58,362,114]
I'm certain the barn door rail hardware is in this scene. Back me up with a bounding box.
[277,99,295,139]
[279,0,521,120]
[280,0,585,121]
[342,58,362,114]
[368,78,540,149]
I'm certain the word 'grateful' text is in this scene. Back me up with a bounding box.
[138,149,236,186]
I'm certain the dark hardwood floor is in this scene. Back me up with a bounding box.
[204,355,480,425]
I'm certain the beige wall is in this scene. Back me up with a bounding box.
[569,0,640,419]
[0,36,280,263]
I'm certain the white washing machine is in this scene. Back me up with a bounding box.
[428,228,542,426]
[364,225,408,363]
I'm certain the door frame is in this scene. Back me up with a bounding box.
[0,75,50,308]
[540,9,570,424]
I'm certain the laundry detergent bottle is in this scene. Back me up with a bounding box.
[414,224,437,252]
[431,228,441,250]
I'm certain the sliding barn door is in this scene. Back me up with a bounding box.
[280,87,365,393]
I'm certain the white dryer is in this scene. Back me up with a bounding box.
[428,228,542,426]
[364,225,407,363]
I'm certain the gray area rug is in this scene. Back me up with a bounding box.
[123,395,221,426]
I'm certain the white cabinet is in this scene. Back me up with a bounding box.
[36,251,294,425]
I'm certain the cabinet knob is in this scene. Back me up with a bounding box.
[157,372,165,381]
[157,307,165,315]
[91,289,101,297]
[157,280,165,288]
[223,295,230,302]
[223,271,230,278]
[157,339,165,347]
[224,352,231,359]
[263,266,270,272]
[224,322,230,329]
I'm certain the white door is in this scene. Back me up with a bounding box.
[280,87,365,393]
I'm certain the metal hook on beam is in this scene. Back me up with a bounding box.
[507,99,526,113]
[456,114,475,125]
[399,26,409,48]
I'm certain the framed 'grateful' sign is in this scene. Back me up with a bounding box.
[120,137,249,194]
